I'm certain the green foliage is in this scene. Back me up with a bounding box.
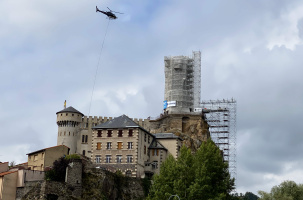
[45,157,69,182]
[147,139,235,200]
[243,192,259,200]
[258,180,303,200]
[142,177,152,197]
[65,154,81,160]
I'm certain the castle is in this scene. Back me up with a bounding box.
[56,51,210,177]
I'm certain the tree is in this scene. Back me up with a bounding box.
[243,192,259,200]
[258,180,303,200]
[45,156,69,182]
[147,139,235,200]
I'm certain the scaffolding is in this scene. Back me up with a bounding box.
[164,52,201,113]
[201,99,237,187]
[192,51,201,109]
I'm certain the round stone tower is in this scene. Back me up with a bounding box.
[56,105,84,154]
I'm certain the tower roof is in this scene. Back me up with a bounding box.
[93,115,139,129]
[56,106,84,116]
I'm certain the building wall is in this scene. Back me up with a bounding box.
[28,146,69,171]
[28,152,45,171]
[91,128,139,177]
[137,129,154,178]
[17,170,45,188]
[0,163,8,174]
[157,138,181,159]
[44,146,69,168]
[0,172,17,200]
[147,149,167,174]
[0,177,3,200]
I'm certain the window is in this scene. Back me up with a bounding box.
[125,170,132,177]
[83,150,86,156]
[128,129,133,137]
[96,155,101,163]
[144,146,146,154]
[116,155,122,163]
[144,134,146,142]
[69,132,71,136]
[107,142,112,149]
[106,155,111,163]
[107,130,112,137]
[82,135,88,143]
[117,142,123,150]
[34,155,38,161]
[127,155,133,163]
[97,130,102,137]
[66,113,68,116]
[118,130,123,137]
[152,149,159,156]
[152,161,158,169]
[127,142,133,149]
[148,136,150,143]
[97,142,101,150]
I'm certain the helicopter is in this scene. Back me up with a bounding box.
[96,6,123,20]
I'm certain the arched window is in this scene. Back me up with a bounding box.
[85,135,88,143]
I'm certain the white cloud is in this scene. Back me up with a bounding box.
[267,5,303,50]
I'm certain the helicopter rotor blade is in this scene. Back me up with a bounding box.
[112,11,123,14]
[107,7,112,12]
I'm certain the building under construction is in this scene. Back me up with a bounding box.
[163,51,237,185]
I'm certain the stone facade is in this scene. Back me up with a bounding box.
[27,145,69,171]
[90,115,181,178]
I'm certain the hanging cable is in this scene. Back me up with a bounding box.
[88,19,111,116]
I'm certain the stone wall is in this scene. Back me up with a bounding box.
[18,162,145,200]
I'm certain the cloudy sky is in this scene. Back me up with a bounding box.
[1,0,303,195]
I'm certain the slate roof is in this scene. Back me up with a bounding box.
[56,106,84,116]
[153,133,183,140]
[92,115,139,129]
[148,139,167,150]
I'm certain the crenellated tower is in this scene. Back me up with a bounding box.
[56,104,84,154]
